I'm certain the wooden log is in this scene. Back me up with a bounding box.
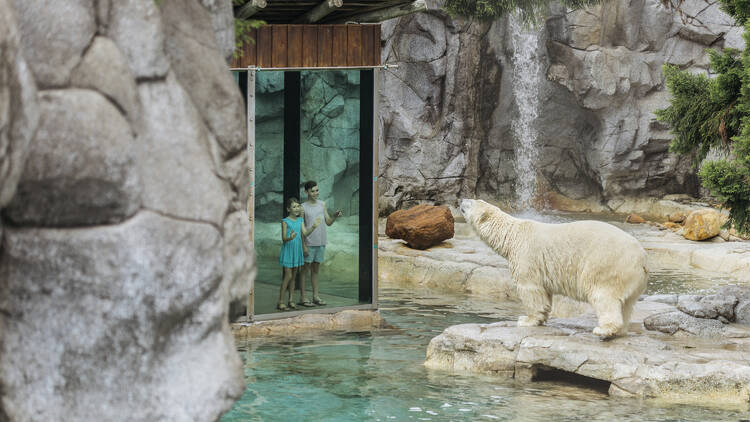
[237,0,268,19]
[294,0,343,24]
[334,0,444,23]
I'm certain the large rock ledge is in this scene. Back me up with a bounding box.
[232,310,385,338]
[425,301,750,406]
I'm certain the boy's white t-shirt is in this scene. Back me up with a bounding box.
[303,201,326,246]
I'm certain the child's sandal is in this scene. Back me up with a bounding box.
[312,297,327,306]
[287,301,297,309]
[276,303,288,311]
[299,301,315,307]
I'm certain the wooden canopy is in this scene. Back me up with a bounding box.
[231,24,381,68]
[233,0,442,25]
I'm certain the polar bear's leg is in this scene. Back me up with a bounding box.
[617,294,639,335]
[590,292,623,338]
[516,283,551,327]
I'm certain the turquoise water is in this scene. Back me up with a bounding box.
[222,287,749,422]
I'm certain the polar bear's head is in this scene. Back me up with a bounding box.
[460,199,515,256]
[460,198,493,227]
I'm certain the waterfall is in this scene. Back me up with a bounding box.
[509,14,542,210]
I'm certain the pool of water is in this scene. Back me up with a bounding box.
[647,267,743,294]
[222,286,749,421]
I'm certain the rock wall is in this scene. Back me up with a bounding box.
[378,0,744,214]
[0,0,254,420]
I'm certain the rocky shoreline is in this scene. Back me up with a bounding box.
[378,212,750,406]
[424,298,750,406]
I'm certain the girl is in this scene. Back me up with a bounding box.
[278,197,321,311]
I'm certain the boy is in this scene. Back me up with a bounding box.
[298,180,342,306]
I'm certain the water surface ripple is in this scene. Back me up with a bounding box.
[223,288,748,421]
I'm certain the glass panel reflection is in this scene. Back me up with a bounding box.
[253,70,366,315]
[253,71,287,315]
[298,70,361,308]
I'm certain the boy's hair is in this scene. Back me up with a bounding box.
[285,197,300,209]
[303,180,317,191]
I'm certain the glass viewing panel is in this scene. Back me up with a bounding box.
[249,69,372,316]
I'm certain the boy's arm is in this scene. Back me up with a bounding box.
[324,201,342,226]
[324,205,332,225]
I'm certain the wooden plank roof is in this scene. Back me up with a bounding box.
[231,24,381,68]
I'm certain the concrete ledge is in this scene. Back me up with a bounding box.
[232,310,386,338]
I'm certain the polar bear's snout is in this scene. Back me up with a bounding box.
[459,199,474,218]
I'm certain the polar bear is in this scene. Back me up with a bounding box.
[460,199,648,337]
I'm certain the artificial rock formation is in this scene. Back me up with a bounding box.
[0,0,253,420]
[424,310,750,405]
[378,0,742,214]
[386,204,454,249]
[643,286,750,333]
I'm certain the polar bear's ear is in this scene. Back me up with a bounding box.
[477,209,491,225]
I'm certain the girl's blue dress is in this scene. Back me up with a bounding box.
[279,217,305,268]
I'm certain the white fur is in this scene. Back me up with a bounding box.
[460,199,648,338]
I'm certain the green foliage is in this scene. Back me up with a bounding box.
[718,0,750,25]
[232,0,264,59]
[656,66,721,161]
[699,160,750,233]
[443,0,605,23]
[234,18,264,59]
[656,10,750,234]
[655,50,744,163]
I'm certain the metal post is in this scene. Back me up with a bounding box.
[247,68,256,321]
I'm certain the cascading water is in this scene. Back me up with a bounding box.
[509,14,543,211]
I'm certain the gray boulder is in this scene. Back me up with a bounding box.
[4,89,141,227]
[0,0,252,419]
[676,294,738,320]
[644,311,730,337]
[0,212,243,421]
[108,0,170,79]
[12,0,96,88]
[71,36,141,125]
[199,0,236,61]
[737,301,750,326]
[161,0,246,157]
[136,72,232,225]
[0,0,39,207]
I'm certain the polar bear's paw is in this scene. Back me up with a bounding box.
[592,324,619,338]
[518,315,544,327]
